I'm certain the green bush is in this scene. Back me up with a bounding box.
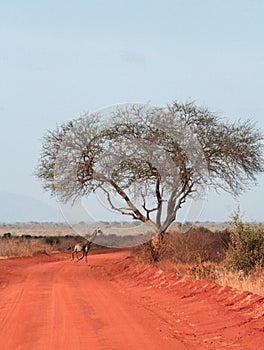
[226,215,264,276]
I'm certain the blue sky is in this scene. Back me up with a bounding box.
[0,0,264,222]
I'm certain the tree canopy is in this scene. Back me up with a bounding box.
[36,101,264,237]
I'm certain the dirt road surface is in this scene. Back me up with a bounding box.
[0,249,263,349]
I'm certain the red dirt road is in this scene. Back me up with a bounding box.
[0,249,263,349]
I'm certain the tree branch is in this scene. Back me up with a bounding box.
[100,186,138,219]
[155,175,163,229]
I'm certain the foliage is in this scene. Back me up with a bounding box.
[226,214,264,276]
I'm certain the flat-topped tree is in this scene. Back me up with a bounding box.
[36,102,264,260]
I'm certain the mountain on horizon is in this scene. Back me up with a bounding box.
[0,192,64,223]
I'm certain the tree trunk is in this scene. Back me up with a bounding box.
[150,232,165,262]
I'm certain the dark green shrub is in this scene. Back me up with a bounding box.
[44,237,60,245]
[3,232,12,239]
[21,234,32,239]
[226,215,264,276]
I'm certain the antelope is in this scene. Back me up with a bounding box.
[71,227,102,264]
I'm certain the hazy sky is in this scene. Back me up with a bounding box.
[1,0,264,222]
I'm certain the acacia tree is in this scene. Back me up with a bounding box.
[36,102,264,260]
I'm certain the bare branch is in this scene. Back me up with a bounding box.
[36,101,264,237]
[100,186,138,219]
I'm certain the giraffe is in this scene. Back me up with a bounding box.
[71,227,102,264]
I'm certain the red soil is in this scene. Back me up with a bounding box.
[0,249,263,349]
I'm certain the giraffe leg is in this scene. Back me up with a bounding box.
[76,252,85,262]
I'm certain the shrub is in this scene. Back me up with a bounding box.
[189,261,220,281]
[21,234,32,239]
[226,215,264,276]
[159,228,229,263]
[3,232,12,239]
[44,237,60,245]
[132,227,229,264]
[132,242,153,263]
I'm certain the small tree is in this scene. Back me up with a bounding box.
[36,102,264,260]
[226,214,264,276]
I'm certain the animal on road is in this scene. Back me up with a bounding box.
[71,227,102,264]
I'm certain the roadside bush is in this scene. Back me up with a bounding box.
[189,261,220,281]
[159,228,229,263]
[132,242,153,264]
[132,227,230,264]
[226,215,264,276]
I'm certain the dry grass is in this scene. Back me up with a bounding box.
[216,265,264,296]
[0,237,52,257]
[133,227,264,296]
[155,259,264,296]
[0,235,80,258]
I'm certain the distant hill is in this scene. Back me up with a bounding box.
[0,192,63,223]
